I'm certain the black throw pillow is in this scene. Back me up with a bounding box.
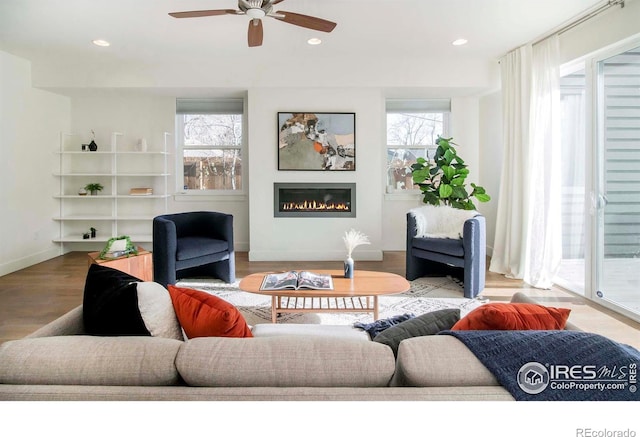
[82,264,150,336]
[373,309,461,357]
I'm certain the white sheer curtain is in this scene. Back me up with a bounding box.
[489,44,532,280]
[525,36,562,288]
[490,36,562,289]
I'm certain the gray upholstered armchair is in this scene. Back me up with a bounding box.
[406,208,486,299]
[152,211,235,288]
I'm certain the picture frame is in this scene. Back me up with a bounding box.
[278,112,355,171]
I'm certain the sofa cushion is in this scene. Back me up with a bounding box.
[176,236,228,261]
[0,336,182,386]
[136,282,183,341]
[411,237,465,257]
[374,309,460,356]
[251,324,370,341]
[168,285,253,339]
[82,264,183,340]
[451,302,571,331]
[83,264,149,336]
[176,336,395,387]
[390,335,499,387]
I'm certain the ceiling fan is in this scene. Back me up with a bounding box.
[169,0,337,47]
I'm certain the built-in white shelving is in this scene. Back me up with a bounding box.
[54,131,171,250]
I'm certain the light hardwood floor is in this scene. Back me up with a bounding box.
[1,251,638,348]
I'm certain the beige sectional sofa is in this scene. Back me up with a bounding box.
[0,292,573,401]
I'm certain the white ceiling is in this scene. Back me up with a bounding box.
[0,0,604,93]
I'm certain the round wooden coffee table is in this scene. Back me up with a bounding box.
[239,270,410,323]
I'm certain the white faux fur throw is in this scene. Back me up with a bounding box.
[409,204,479,239]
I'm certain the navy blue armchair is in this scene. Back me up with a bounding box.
[406,212,485,298]
[153,211,235,288]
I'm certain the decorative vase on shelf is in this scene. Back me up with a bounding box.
[344,256,354,279]
[88,140,98,151]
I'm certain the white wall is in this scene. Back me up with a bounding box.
[247,88,384,261]
[0,50,70,275]
[559,0,640,64]
[478,91,503,255]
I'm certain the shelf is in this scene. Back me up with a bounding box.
[55,130,170,249]
[116,195,170,199]
[116,151,169,155]
[54,173,115,177]
[56,151,115,155]
[53,236,111,243]
[53,216,116,221]
[54,195,116,199]
[54,234,153,243]
[117,173,170,177]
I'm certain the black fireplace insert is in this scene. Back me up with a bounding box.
[274,183,356,218]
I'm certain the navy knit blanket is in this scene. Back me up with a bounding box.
[441,330,640,401]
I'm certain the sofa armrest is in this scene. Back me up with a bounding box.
[25,305,85,338]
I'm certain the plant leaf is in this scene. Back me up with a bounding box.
[439,184,453,198]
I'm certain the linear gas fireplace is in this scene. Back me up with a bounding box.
[274,183,356,218]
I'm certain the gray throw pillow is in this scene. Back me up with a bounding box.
[373,309,460,357]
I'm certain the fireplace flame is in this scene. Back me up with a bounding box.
[281,200,350,212]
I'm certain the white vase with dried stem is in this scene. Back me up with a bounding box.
[342,229,370,278]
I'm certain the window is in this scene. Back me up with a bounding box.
[385,99,451,191]
[176,99,244,192]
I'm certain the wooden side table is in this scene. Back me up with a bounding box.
[87,246,153,281]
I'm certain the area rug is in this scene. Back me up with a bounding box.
[175,276,487,326]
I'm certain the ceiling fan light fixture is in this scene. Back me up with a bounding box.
[246,8,266,19]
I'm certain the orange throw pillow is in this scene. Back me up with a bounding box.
[451,303,571,331]
[168,285,253,339]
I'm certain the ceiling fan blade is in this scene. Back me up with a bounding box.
[273,11,336,32]
[248,19,264,47]
[169,9,237,19]
[271,0,287,4]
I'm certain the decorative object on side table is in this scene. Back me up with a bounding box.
[84,183,103,196]
[99,236,138,260]
[342,229,370,278]
[88,129,98,151]
[90,227,97,238]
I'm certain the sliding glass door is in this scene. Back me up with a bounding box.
[594,44,640,320]
[556,66,587,295]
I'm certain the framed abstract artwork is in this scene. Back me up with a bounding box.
[277,112,355,171]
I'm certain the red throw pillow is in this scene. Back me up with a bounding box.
[451,303,571,331]
[168,285,253,339]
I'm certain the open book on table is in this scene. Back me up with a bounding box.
[260,271,334,291]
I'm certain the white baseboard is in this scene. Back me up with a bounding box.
[0,247,61,277]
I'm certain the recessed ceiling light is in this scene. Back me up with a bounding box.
[452,39,468,46]
[92,39,111,47]
[307,38,322,45]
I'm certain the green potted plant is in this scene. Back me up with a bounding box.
[411,136,490,210]
[84,183,104,196]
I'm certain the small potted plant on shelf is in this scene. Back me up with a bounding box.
[84,183,104,196]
